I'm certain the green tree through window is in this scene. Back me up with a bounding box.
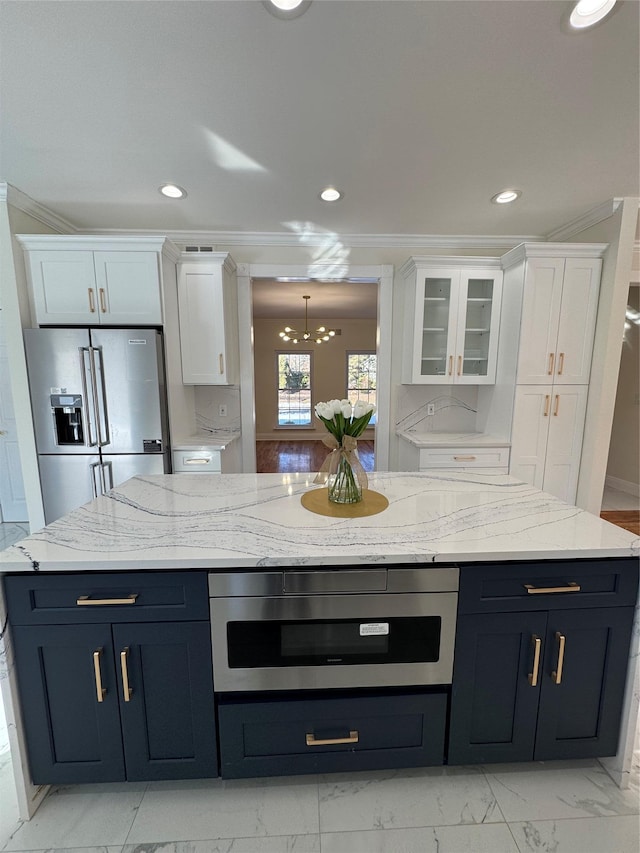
[347,352,377,423]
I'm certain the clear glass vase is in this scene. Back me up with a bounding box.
[327,452,363,504]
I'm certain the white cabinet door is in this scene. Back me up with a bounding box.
[177,256,238,385]
[516,257,601,386]
[516,258,564,384]
[510,384,588,505]
[554,258,601,385]
[26,249,162,326]
[28,251,99,324]
[402,261,503,385]
[543,386,588,503]
[509,386,551,490]
[93,252,162,325]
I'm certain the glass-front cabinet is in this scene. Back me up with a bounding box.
[400,259,503,385]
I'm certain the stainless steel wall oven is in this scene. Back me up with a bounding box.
[209,566,459,692]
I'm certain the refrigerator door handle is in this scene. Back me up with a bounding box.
[80,347,99,446]
[89,461,101,498]
[101,461,114,493]
[90,346,111,447]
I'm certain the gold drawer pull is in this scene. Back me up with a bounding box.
[548,352,555,375]
[557,352,565,375]
[93,648,106,702]
[457,355,462,376]
[453,455,477,461]
[99,287,107,313]
[543,394,551,417]
[306,730,359,746]
[184,457,211,464]
[553,394,560,416]
[448,355,453,376]
[524,583,580,595]
[120,647,132,702]
[552,632,566,685]
[88,288,96,313]
[77,594,139,606]
[219,353,224,374]
[528,635,541,687]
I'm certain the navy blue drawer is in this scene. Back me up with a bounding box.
[3,571,209,625]
[458,559,639,614]
[218,690,447,778]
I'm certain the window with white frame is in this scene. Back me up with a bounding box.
[276,352,312,426]
[346,352,377,424]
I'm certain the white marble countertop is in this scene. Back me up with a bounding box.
[0,472,637,572]
[172,431,240,450]
[397,431,510,447]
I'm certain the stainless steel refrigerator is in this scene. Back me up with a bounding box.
[24,328,171,524]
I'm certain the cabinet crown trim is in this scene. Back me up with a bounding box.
[15,235,181,258]
[178,252,237,274]
[500,242,608,269]
[399,256,502,277]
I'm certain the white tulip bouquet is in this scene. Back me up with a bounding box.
[313,399,376,503]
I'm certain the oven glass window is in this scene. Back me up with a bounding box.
[227,616,441,668]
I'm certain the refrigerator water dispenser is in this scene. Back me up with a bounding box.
[51,394,84,445]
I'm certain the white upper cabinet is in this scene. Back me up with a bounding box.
[400,258,503,385]
[177,253,239,385]
[502,247,604,386]
[17,236,175,326]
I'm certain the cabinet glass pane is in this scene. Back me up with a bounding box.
[420,278,452,377]
[462,279,494,377]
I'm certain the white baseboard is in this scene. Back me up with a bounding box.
[605,475,640,497]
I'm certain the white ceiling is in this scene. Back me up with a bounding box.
[252,279,378,319]
[1,0,638,240]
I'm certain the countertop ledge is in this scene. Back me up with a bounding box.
[397,431,510,447]
[0,472,637,573]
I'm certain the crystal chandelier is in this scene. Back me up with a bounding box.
[278,295,336,344]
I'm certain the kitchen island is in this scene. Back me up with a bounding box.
[0,471,638,818]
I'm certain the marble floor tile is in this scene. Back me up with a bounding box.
[509,814,640,852]
[318,766,503,833]
[125,777,320,843]
[0,761,20,849]
[0,788,145,852]
[122,837,321,853]
[484,761,640,822]
[320,822,520,853]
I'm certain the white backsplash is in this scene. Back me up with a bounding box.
[194,386,241,434]
[395,386,478,434]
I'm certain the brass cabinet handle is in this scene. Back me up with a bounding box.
[543,395,551,417]
[306,730,359,746]
[99,287,107,313]
[93,649,106,702]
[453,455,477,461]
[528,635,541,686]
[553,394,560,416]
[88,288,96,313]
[548,352,555,375]
[77,594,139,606]
[552,632,566,684]
[184,457,211,464]
[120,647,132,702]
[457,355,462,376]
[219,353,224,374]
[524,583,580,595]
[557,352,565,375]
[448,355,453,376]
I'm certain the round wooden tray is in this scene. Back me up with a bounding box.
[301,488,389,518]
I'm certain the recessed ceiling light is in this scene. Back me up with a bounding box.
[569,0,617,29]
[319,187,343,202]
[490,189,522,205]
[159,184,187,199]
[262,0,311,19]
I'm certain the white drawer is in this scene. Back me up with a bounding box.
[418,446,510,469]
[172,449,222,473]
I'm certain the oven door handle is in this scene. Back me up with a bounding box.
[306,730,359,746]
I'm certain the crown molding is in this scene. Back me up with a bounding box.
[73,227,541,251]
[545,198,623,242]
[0,182,78,234]
[501,241,609,269]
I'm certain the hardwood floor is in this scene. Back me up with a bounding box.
[256,440,375,474]
[600,510,640,536]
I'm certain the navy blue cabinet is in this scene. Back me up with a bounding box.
[449,559,638,765]
[5,572,217,784]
